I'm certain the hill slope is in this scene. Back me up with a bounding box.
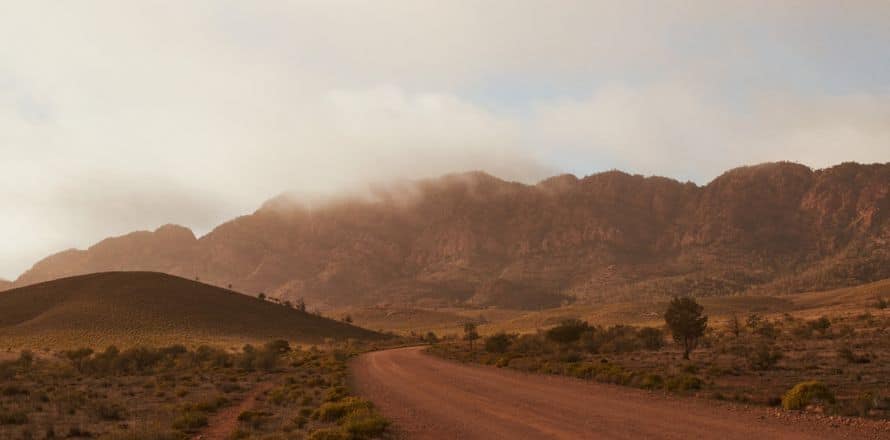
[13,161,890,309]
[0,272,380,349]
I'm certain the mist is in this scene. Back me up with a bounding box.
[2,1,889,279]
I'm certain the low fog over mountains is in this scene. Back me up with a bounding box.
[11,162,889,309]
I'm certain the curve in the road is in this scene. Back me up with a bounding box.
[350,346,886,440]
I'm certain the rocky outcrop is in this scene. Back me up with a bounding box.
[13,162,890,309]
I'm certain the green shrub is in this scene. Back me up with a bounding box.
[546,320,590,344]
[198,396,230,412]
[665,375,702,392]
[317,397,373,422]
[781,381,835,410]
[484,333,512,353]
[307,428,349,440]
[640,374,664,390]
[747,343,782,370]
[341,409,389,439]
[172,411,208,431]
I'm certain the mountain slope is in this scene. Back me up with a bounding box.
[0,272,381,348]
[0,279,10,291]
[13,162,890,309]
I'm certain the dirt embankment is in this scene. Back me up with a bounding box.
[350,346,889,440]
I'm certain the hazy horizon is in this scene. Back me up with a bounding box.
[3,1,890,279]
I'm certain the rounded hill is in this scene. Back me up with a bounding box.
[0,271,382,349]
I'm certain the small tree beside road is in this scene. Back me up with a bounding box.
[664,296,708,360]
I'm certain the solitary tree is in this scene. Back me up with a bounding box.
[463,323,480,350]
[664,296,708,360]
[257,292,266,300]
[296,297,307,313]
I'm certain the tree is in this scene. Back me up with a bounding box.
[546,319,590,344]
[296,297,307,313]
[463,323,480,350]
[424,331,439,344]
[746,313,762,332]
[342,315,353,323]
[727,314,742,338]
[257,292,266,300]
[664,296,708,360]
[484,333,511,353]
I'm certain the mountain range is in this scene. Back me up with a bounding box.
[10,161,889,309]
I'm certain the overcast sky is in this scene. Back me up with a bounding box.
[2,1,889,280]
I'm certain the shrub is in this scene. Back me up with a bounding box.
[753,321,780,339]
[308,428,349,440]
[317,397,373,422]
[640,374,664,390]
[172,411,208,431]
[424,332,439,343]
[598,326,641,353]
[187,396,229,413]
[265,339,292,354]
[484,333,512,353]
[807,316,831,336]
[104,431,185,440]
[1,385,29,396]
[237,410,272,429]
[0,410,28,425]
[92,402,127,421]
[837,348,870,364]
[781,381,835,410]
[546,319,590,344]
[637,327,665,350]
[665,375,702,392]
[341,409,389,439]
[747,343,782,370]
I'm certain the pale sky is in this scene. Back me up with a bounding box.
[2,1,889,280]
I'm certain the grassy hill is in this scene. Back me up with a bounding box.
[0,271,382,350]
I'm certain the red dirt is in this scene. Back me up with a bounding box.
[194,381,273,440]
[350,347,890,440]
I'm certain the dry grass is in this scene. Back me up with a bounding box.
[430,304,890,420]
[345,278,890,339]
[0,342,391,439]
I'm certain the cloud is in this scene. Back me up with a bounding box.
[529,83,890,182]
[1,1,889,278]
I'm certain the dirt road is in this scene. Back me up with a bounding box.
[350,346,888,439]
